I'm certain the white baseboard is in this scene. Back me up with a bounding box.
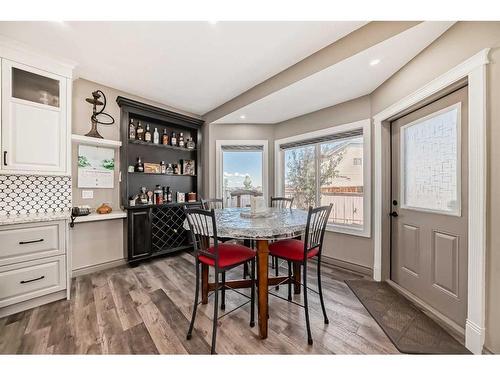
[72,258,126,277]
[320,256,373,276]
[466,319,485,354]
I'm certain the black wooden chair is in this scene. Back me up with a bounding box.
[268,204,332,345]
[270,197,294,286]
[185,208,256,354]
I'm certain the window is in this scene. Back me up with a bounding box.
[277,120,370,237]
[216,141,268,208]
[401,104,461,215]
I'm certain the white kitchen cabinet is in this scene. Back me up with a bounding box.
[1,59,70,175]
[0,219,70,318]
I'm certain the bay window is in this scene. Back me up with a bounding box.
[277,120,371,237]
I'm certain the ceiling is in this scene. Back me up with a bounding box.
[0,21,367,115]
[214,21,455,124]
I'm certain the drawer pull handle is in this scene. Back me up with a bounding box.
[19,239,44,245]
[3,151,7,166]
[20,275,45,284]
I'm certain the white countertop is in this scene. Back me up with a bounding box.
[0,211,71,226]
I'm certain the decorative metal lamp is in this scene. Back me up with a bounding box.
[84,90,115,138]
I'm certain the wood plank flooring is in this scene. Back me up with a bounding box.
[0,253,399,354]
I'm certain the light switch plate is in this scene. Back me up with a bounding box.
[82,190,94,199]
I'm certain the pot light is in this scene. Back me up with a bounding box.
[239,115,246,120]
[370,59,381,66]
[208,20,218,25]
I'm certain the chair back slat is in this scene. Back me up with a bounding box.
[270,196,294,209]
[185,208,219,263]
[303,204,333,258]
[201,198,224,210]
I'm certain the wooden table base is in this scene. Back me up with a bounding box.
[200,239,298,339]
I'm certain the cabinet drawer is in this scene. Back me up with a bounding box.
[0,221,64,266]
[0,255,66,308]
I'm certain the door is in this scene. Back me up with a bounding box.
[128,208,152,261]
[1,59,67,174]
[391,86,468,327]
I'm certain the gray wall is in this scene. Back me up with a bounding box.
[207,123,275,199]
[370,20,500,354]
[71,78,200,272]
[274,96,373,270]
[205,22,500,352]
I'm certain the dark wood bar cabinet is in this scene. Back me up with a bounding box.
[117,96,204,264]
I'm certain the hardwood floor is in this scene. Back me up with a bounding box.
[0,253,399,354]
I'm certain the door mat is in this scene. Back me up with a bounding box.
[345,280,470,354]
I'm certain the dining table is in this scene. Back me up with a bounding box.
[186,207,309,339]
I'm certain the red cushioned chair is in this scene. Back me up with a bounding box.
[268,204,332,345]
[185,208,256,354]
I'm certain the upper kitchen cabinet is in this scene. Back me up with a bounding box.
[0,39,74,176]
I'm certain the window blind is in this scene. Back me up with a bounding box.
[221,145,264,152]
[279,128,363,150]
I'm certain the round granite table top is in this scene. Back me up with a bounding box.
[184,207,308,240]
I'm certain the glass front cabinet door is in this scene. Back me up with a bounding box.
[1,59,68,174]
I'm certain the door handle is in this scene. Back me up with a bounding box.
[3,151,7,166]
[389,211,399,217]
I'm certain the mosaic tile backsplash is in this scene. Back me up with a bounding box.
[0,175,72,216]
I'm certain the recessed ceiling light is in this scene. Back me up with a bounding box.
[208,20,218,25]
[240,115,246,120]
[370,59,381,66]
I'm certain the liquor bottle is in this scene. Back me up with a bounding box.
[134,157,144,173]
[144,124,152,142]
[128,119,136,140]
[186,137,195,150]
[166,186,172,203]
[160,161,166,174]
[173,163,180,175]
[162,129,169,145]
[178,132,185,147]
[154,185,163,205]
[171,132,177,147]
[166,163,173,175]
[136,121,145,141]
[153,128,159,144]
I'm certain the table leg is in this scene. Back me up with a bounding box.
[256,239,269,339]
[293,262,301,294]
[201,263,209,304]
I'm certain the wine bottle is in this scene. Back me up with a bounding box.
[144,124,152,142]
[135,157,144,172]
[186,137,195,150]
[178,132,185,147]
[162,129,169,145]
[129,119,136,140]
[153,128,159,144]
[136,122,145,141]
[171,132,177,146]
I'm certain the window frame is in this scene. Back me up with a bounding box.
[275,119,371,237]
[215,139,269,204]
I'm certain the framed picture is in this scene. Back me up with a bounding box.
[78,145,115,188]
[181,159,195,175]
